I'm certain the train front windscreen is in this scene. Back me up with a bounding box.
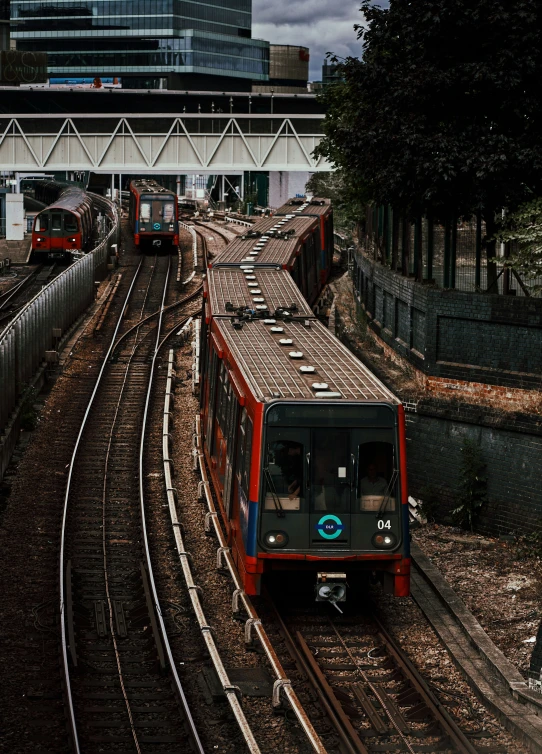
[139,194,176,234]
[260,403,402,553]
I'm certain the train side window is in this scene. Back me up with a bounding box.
[236,409,248,486]
[358,441,396,512]
[64,214,77,232]
[51,213,62,231]
[205,350,218,447]
[265,440,302,511]
[243,418,253,494]
[35,214,48,232]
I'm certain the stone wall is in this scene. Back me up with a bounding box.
[331,267,542,536]
[405,401,542,536]
[353,252,542,391]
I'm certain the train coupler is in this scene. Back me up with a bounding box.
[315,572,347,613]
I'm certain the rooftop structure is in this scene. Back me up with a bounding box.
[253,44,309,95]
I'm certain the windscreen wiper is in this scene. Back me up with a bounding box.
[264,468,285,518]
[376,469,398,518]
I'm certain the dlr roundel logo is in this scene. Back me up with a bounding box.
[316,514,344,540]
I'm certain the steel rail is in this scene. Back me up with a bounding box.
[371,616,479,754]
[193,413,327,754]
[59,257,144,754]
[138,261,204,753]
[94,254,160,754]
[109,283,203,356]
[162,349,262,753]
[0,267,43,309]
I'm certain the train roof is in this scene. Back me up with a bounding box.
[41,186,93,214]
[214,317,399,404]
[206,267,313,318]
[130,178,174,196]
[211,215,317,267]
[274,197,332,218]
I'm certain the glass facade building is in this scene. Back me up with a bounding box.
[0,0,9,50]
[12,0,269,89]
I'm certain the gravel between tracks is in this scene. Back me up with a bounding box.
[413,524,542,680]
[373,586,531,753]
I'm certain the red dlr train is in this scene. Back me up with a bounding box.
[199,203,410,606]
[129,178,179,252]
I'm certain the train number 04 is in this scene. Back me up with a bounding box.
[377,519,392,530]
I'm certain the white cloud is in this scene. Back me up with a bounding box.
[252,0,364,81]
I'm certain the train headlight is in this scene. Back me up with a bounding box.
[264,531,288,548]
[69,238,76,243]
[372,532,397,549]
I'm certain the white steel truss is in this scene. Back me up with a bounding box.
[0,115,330,172]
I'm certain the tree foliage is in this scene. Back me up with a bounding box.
[496,200,542,292]
[315,0,542,222]
[451,439,487,532]
[305,170,367,231]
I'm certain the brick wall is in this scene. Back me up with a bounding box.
[405,402,542,536]
[353,253,542,389]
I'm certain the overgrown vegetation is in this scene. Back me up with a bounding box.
[451,439,487,531]
[514,520,542,560]
[20,386,39,431]
[495,200,542,293]
[418,485,441,523]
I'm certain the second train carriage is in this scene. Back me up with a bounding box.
[129,179,179,252]
[209,214,329,307]
[200,264,410,603]
[274,197,334,284]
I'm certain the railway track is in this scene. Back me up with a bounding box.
[59,253,204,753]
[191,413,512,754]
[0,264,64,327]
[264,593,494,754]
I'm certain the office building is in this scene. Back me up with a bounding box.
[11,0,269,90]
[253,44,309,94]
[0,0,9,50]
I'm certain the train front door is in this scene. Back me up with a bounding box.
[309,429,351,549]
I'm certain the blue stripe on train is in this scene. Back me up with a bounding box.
[245,500,259,557]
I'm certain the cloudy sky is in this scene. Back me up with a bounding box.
[252,0,365,81]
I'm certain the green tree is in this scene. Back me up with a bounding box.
[316,0,542,287]
[496,199,542,294]
[305,170,367,232]
[451,439,487,531]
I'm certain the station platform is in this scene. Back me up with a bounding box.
[0,236,32,265]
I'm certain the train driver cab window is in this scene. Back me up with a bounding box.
[64,214,77,232]
[140,203,151,223]
[35,214,48,232]
[312,429,350,512]
[265,440,303,512]
[358,441,397,512]
[162,202,175,223]
[51,213,62,231]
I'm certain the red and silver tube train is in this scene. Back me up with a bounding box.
[32,182,95,260]
[128,179,179,252]
[199,200,410,604]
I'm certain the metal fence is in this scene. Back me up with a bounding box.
[0,211,119,443]
[364,206,542,297]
